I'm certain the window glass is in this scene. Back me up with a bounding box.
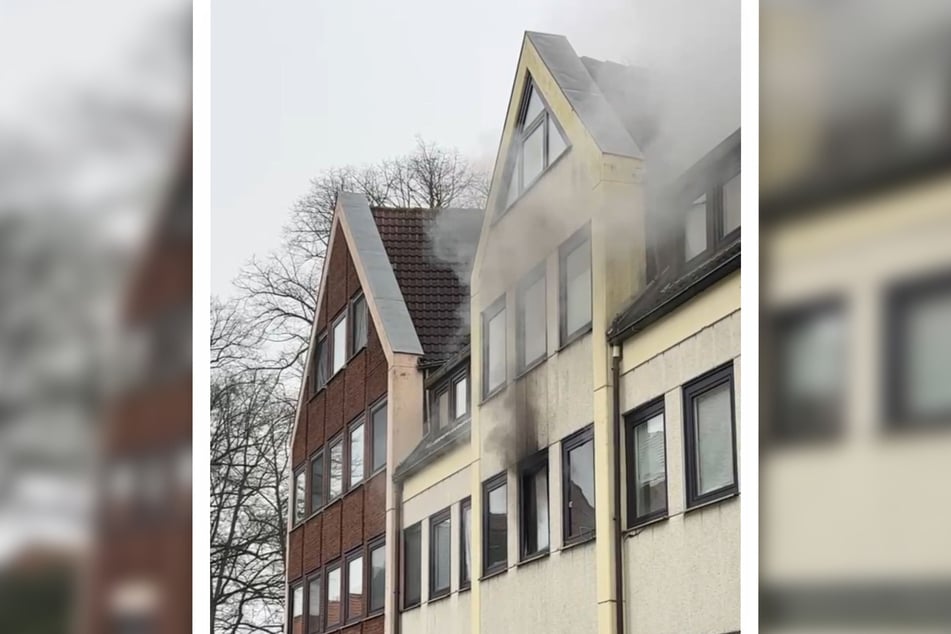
[723,173,741,235]
[485,480,507,571]
[329,439,343,499]
[486,306,506,394]
[435,389,449,431]
[315,336,327,389]
[694,383,735,495]
[566,437,595,540]
[461,501,472,585]
[685,195,707,260]
[369,542,385,612]
[332,315,347,374]
[564,238,592,337]
[521,273,546,367]
[371,401,387,472]
[291,583,304,634]
[633,413,667,520]
[352,295,368,351]
[904,288,951,417]
[548,118,568,161]
[310,454,323,512]
[347,554,364,619]
[521,462,549,557]
[294,471,305,524]
[431,515,451,595]
[522,122,545,186]
[326,566,341,626]
[523,85,544,126]
[308,577,321,632]
[403,524,421,607]
[454,375,468,420]
[349,422,364,486]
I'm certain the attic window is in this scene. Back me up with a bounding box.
[503,78,569,208]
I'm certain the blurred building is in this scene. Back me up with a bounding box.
[82,134,192,634]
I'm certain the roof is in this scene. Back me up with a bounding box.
[371,205,483,363]
[526,32,644,159]
[393,418,470,483]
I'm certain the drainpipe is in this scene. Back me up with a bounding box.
[611,343,625,634]
[392,478,403,634]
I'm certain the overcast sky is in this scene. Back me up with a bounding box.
[212,0,739,296]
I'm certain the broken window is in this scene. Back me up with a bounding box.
[563,426,595,543]
[520,452,549,559]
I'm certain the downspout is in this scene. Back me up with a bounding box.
[393,478,403,634]
[611,343,625,634]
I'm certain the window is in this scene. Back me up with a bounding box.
[351,294,367,353]
[328,436,343,501]
[402,523,421,609]
[460,498,472,589]
[345,551,364,621]
[349,419,364,488]
[307,575,321,634]
[517,265,547,371]
[429,509,451,599]
[332,312,348,375]
[310,452,324,514]
[519,452,549,559]
[723,172,741,234]
[560,228,592,344]
[562,426,596,543]
[314,334,328,391]
[770,300,846,442]
[431,386,450,432]
[625,398,667,527]
[325,563,342,628]
[370,399,387,472]
[293,469,306,525]
[682,168,741,264]
[453,373,469,420]
[483,473,508,575]
[683,363,738,507]
[290,582,304,634]
[368,539,385,614]
[502,78,570,205]
[685,195,708,261]
[887,271,951,424]
[483,296,506,397]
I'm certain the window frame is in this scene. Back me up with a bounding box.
[428,383,451,434]
[401,522,422,611]
[428,507,452,600]
[683,362,739,508]
[482,294,507,399]
[367,536,386,616]
[349,292,368,356]
[293,467,306,526]
[518,450,550,561]
[559,226,593,346]
[326,434,344,503]
[323,560,343,630]
[347,416,365,490]
[330,310,348,377]
[369,397,387,474]
[343,547,365,624]
[309,450,324,516]
[313,333,328,393]
[452,369,470,422]
[562,424,596,545]
[624,397,669,528]
[516,262,548,373]
[885,269,951,427]
[306,571,322,634]
[289,580,304,634]
[459,497,472,591]
[482,471,509,577]
[681,168,741,269]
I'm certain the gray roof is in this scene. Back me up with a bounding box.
[337,192,424,356]
[526,31,644,159]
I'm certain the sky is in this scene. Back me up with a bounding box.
[211,0,740,296]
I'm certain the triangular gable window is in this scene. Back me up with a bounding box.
[501,77,569,210]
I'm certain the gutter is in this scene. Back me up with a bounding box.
[393,478,403,634]
[611,343,625,634]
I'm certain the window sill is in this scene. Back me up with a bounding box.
[515,355,546,380]
[428,589,452,605]
[479,564,508,583]
[561,531,596,551]
[685,489,739,515]
[625,513,669,536]
[458,583,471,594]
[480,383,507,406]
[346,345,366,364]
[558,323,592,353]
[517,549,550,568]
[308,385,327,402]
[400,601,422,613]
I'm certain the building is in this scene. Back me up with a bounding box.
[284,193,482,634]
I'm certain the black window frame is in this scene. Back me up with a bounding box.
[402,522,422,610]
[347,416,365,490]
[428,507,452,600]
[309,450,324,516]
[305,570,322,634]
[326,434,344,503]
[562,424,596,545]
[313,333,328,393]
[482,471,508,577]
[350,292,368,356]
[459,497,472,590]
[428,383,451,434]
[482,294,507,399]
[518,450,550,560]
[330,310,348,377]
[323,560,343,630]
[681,164,741,269]
[369,397,387,474]
[559,226,593,346]
[343,547,365,624]
[624,397,669,528]
[451,369,470,422]
[293,467,306,526]
[516,262,548,373]
[367,536,386,615]
[885,269,951,427]
[683,362,739,508]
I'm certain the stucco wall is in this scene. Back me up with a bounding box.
[401,592,471,634]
